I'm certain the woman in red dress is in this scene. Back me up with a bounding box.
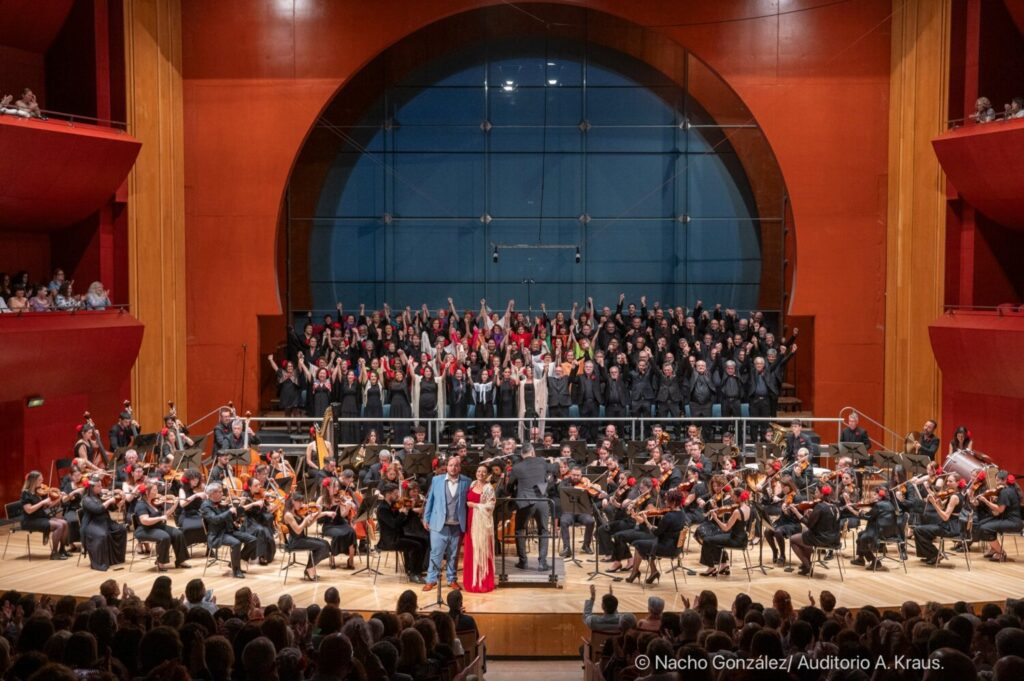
[463,465,496,593]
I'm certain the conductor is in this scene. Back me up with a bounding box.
[508,443,555,571]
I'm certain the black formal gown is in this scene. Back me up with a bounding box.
[81,494,127,571]
[388,380,413,442]
[338,380,362,444]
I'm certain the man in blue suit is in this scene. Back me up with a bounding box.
[421,455,470,591]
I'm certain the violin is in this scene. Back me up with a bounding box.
[708,502,741,519]
[794,499,823,512]
[36,484,62,502]
[574,478,603,497]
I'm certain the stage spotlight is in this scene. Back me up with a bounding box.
[575,246,581,263]
[493,246,499,263]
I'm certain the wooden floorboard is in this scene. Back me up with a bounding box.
[1,531,1021,655]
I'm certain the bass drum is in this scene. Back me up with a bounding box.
[945,449,996,485]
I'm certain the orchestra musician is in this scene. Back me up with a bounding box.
[377,482,429,583]
[656,458,683,492]
[948,426,972,455]
[698,488,752,577]
[108,409,140,451]
[361,450,393,488]
[132,482,190,570]
[242,475,279,565]
[208,451,233,485]
[626,489,686,585]
[115,450,140,484]
[851,487,898,570]
[317,477,357,569]
[764,477,802,566]
[558,465,604,557]
[788,484,841,575]
[684,440,712,483]
[837,472,862,532]
[175,469,208,547]
[200,483,257,579]
[784,420,819,464]
[912,475,962,565]
[58,465,86,548]
[21,471,71,560]
[281,493,332,582]
[73,425,108,471]
[840,412,871,450]
[80,473,128,571]
[159,427,194,458]
[266,448,296,486]
[915,419,940,460]
[975,470,1023,562]
[212,407,236,455]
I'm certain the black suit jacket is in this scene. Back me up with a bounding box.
[509,457,555,509]
[200,499,240,548]
[376,501,413,551]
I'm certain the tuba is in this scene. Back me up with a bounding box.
[768,423,788,446]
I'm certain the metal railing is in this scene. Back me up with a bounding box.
[0,107,128,131]
[837,406,905,453]
[0,304,130,316]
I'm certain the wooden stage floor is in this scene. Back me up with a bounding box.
[2,533,1022,655]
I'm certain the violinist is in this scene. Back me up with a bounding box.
[360,450,392,487]
[604,456,626,495]
[975,470,1023,562]
[242,475,279,565]
[680,466,709,526]
[657,458,682,491]
[80,473,128,571]
[115,450,140,483]
[693,474,730,544]
[58,465,86,548]
[698,488,752,577]
[764,477,802,567]
[791,447,815,493]
[376,482,428,583]
[595,471,639,562]
[609,478,657,573]
[377,458,406,493]
[789,484,840,575]
[208,451,233,485]
[21,471,71,560]
[281,493,332,582]
[175,468,208,547]
[685,440,712,483]
[132,482,189,570]
[851,486,898,570]
[837,471,862,532]
[317,477,357,569]
[200,483,257,579]
[626,489,686,585]
[912,474,962,565]
[558,465,604,557]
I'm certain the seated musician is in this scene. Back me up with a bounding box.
[912,474,962,565]
[785,420,818,463]
[764,477,803,567]
[80,474,128,571]
[159,427,194,458]
[376,482,428,583]
[840,412,871,450]
[361,450,392,487]
[208,451,233,484]
[72,426,106,474]
[609,478,656,573]
[558,465,605,557]
[222,417,259,451]
[789,484,841,575]
[318,477,357,569]
[200,483,258,579]
[481,424,504,456]
[790,447,815,492]
[59,465,86,549]
[679,466,709,526]
[281,493,332,582]
[626,489,686,585]
[851,486,898,570]
[313,457,340,488]
[694,474,730,543]
[837,472,862,532]
[596,470,638,561]
[242,476,279,565]
[267,448,296,488]
[684,440,712,483]
[975,470,1023,562]
[21,471,71,560]
[698,488,752,577]
[377,458,405,492]
[109,410,139,451]
[132,482,189,570]
[116,450,140,483]
[175,468,207,547]
[656,458,683,491]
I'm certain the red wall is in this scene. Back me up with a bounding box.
[181,0,891,423]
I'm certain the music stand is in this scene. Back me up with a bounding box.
[558,486,591,568]
[172,446,204,472]
[838,442,869,463]
[413,443,437,456]
[755,443,783,464]
[625,441,648,459]
[351,495,383,578]
[636,462,660,478]
[704,444,733,463]
[873,451,903,484]
[561,441,589,465]
[132,433,159,458]
[903,453,932,477]
[537,447,562,461]
[665,441,688,456]
[406,450,436,478]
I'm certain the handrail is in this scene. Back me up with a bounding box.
[943,304,1023,314]
[0,107,128,131]
[837,406,904,452]
[1,304,130,316]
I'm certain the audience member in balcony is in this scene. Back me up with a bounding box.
[14,88,43,118]
[1006,97,1024,119]
[85,281,111,309]
[0,93,28,117]
[970,96,996,124]
[27,286,51,312]
[47,268,66,293]
[0,272,10,298]
[54,282,82,310]
[7,284,29,312]
[0,296,8,313]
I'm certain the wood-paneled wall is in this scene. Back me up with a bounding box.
[884,0,950,441]
[123,0,186,428]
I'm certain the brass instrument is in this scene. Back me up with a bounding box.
[904,431,921,455]
[768,422,788,446]
[657,431,671,446]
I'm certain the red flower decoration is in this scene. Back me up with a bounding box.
[125,465,133,474]
[723,484,731,493]
[381,463,389,473]
[651,479,661,488]
[161,427,169,437]
[332,322,341,329]
[402,480,410,490]
[137,484,147,494]
[771,460,782,471]
[626,477,637,486]
[75,424,83,434]
[309,427,316,436]
[977,471,987,481]
[82,479,91,489]
[322,479,331,488]
[1008,475,1017,485]
[958,480,967,489]
[935,466,943,475]
[432,458,439,468]
[243,482,250,491]
[695,462,704,470]
[821,485,832,496]
[739,491,750,501]
[877,488,887,498]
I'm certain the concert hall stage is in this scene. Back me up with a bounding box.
[2,532,1021,656]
